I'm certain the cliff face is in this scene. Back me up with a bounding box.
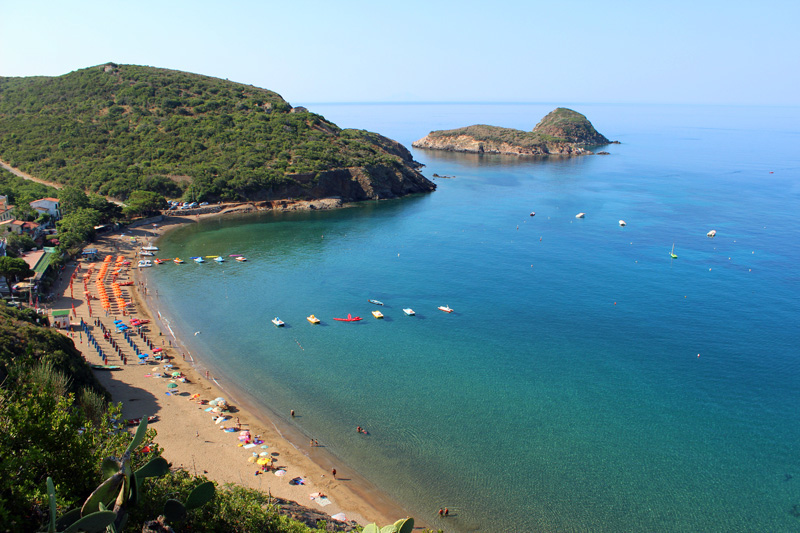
[412,132,591,156]
[412,108,611,157]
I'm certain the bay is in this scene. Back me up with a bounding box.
[146,103,800,531]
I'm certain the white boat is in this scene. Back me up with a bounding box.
[139,250,154,256]
[193,257,205,263]
[372,310,384,319]
[575,213,585,219]
[214,256,225,262]
[271,317,285,327]
[235,256,247,262]
[707,230,717,238]
[137,260,152,268]
[142,244,159,251]
[438,305,454,313]
[619,220,626,226]
[403,308,415,316]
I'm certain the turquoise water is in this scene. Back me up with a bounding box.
[147,104,800,531]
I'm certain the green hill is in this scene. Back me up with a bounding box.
[0,63,434,202]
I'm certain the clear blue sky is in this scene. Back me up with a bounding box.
[2,0,798,105]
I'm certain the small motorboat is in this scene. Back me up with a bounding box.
[372,310,384,319]
[153,258,165,265]
[137,260,152,268]
[214,256,225,262]
[235,256,247,262]
[173,258,184,264]
[333,314,362,322]
[368,299,384,306]
[619,220,626,227]
[142,244,159,251]
[139,251,155,256]
[438,305,454,313]
[271,317,285,327]
[193,257,205,263]
[707,230,717,238]
[403,308,415,316]
[575,213,586,219]
[307,314,320,324]
[530,212,535,217]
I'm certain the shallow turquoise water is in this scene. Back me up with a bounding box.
[147,104,800,531]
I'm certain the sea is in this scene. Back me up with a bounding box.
[143,103,800,532]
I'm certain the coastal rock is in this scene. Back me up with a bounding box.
[412,107,613,157]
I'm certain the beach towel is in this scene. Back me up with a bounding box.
[274,469,286,476]
[289,477,305,485]
[316,497,332,507]
[243,443,256,449]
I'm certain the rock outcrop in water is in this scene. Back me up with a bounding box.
[412,108,612,156]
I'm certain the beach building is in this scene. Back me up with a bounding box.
[30,197,61,221]
[7,220,43,240]
[51,309,71,329]
[0,196,14,223]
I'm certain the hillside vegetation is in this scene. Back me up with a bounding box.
[0,63,433,202]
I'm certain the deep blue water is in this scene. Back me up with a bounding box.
[147,103,800,531]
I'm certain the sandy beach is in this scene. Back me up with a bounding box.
[49,207,412,529]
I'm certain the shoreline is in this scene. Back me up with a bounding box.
[52,208,416,529]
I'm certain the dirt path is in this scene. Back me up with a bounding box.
[0,158,125,206]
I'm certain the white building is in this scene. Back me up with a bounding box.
[30,197,61,220]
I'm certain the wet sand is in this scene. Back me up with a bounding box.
[50,209,412,528]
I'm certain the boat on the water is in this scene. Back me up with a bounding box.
[670,243,678,259]
[530,212,535,217]
[372,310,384,319]
[214,256,225,262]
[438,305,454,313]
[707,229,717,238]
[403,308,415,316]
[153,258,165,265]
[235,256,247,262]
[193,257,205,263]
[307,314,320,324]
[91,364,121,370]
[142,244,159,251]
[575,212,585,218]
[271,317,285,327]
[619,220,626,226]
[368,299,384,306]
[173,258,184,264]
[333,314,362,322]
[137,260,152,268]
[139,251,155,256]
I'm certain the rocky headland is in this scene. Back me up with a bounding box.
[412,107,614,156]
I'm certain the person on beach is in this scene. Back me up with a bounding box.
[331,468,336,479]
[290,410,295,417]
[444,508,449,517]
[438,508,444,517]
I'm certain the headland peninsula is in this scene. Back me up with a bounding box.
[412,107,614,156]
[0,63,435,206]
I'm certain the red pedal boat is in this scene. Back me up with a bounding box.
[333,313,362,322]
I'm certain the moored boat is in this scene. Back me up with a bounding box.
[575,212,585,218]
[707,229,716,237]
[372,310,384,319]
[153,258,165,264]
[619,220,626,226]
[173,258,184,264]
[214,256,225,262]
[137,260,152,268]
[403,308,415,316]
[368,299,384,306]
[271,317,285,327]
[235,256,247,262]
[438,305,454,313]
[139,250,154,256]
[307,314,320,324]
[333,314,362,322]
[193,257,205,263]
[142,244,159,251]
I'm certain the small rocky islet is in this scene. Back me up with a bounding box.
[412,107,616,156]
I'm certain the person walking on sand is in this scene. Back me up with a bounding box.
[331,468,336,479]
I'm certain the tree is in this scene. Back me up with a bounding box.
[57,186,89,216]
[122,191,166,219]
[0,256,35,294]
[87,194,122,222]
[5,233,36,257]
[56,208,101,251]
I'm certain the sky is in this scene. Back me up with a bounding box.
[2,0,799,105]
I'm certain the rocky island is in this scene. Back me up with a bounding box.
[412,107,613,156]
